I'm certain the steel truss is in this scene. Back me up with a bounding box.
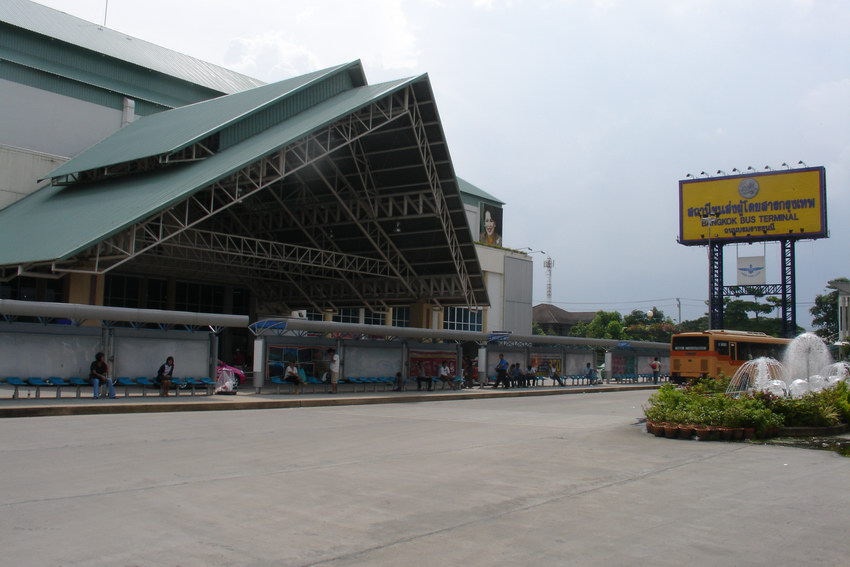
[47,90,412,276]
[30,83,479,311]
[408,88,475,307]
[723,285,785,296]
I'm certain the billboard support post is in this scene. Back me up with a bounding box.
[781,239,796,338]
[709,241,724,330]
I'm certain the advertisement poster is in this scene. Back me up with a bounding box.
[409,350,456,377]
[478,203,503,246]
[530,354,561,376]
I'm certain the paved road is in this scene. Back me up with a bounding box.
[1,390,848,566]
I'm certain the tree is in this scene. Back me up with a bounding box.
[581,311,624,339]
[810,278,848,339]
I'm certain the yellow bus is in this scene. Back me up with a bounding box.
[669,330,790,383]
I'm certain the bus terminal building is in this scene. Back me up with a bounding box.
[0,1,666,385]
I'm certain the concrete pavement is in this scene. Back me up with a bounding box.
[1,389,848,566]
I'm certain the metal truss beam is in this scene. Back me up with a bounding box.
[723,284,784,296]
[51,91,412,275]
[309,149,421,299]
[408,89,476,307]
[150,228,389,278]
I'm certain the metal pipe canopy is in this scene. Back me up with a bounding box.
[0,299,249,327]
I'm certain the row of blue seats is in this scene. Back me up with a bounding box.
[611,373,667,383]
[267,375,401,394]
[2,376,215,398]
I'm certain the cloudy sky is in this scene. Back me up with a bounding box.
[35,0,850,327]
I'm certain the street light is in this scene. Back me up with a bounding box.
[519,247,546,255]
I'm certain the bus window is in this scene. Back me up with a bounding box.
[715,341,729,356]
[735,342,753,360]
[671,336,709,351]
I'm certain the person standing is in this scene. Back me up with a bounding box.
[649,357,662,384]
[90,352,115,399]
[157,356,174,397]
[415,361,431,391]
[585,362,597,385]
[438,360,453,390]
[493,353,509,388]
[327,348,340,394]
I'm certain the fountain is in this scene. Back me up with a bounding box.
[726,333,840,398]
[824,361,850,385]
[726,357,785,396]
[782,333,834,391]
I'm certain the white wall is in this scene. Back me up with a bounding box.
[114,334,210,378]
[0,145,67,209]
[0,324,211,379]
[0,79,124,158]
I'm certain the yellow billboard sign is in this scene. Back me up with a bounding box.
[678,167,826,245]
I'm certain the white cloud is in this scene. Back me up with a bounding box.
[223,34,322,81]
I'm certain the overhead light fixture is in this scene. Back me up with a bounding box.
[394,221,401,233]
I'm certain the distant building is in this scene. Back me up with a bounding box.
[0,0,531,337]
[828,279,850,342]
[532,304,595,336]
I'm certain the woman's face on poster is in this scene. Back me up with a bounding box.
[484,210,496,235]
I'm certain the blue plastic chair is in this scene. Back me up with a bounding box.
[198,377,215,394]
[116,377,136,397]
[5,377,26,399]
[48,376,69,398]
[183,377,205,396]
[269,376,288,394]
[67,377,88,398]
[170,377,186,396]
[26,377,50,398]
[135,377,155,396]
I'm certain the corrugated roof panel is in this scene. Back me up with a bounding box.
[0,76,418,266]
[45,62,362,180]
[1,0,264,94]
[457,177,504,204]
[219,70,355,150]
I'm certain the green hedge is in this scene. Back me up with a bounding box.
[643,379,850,434]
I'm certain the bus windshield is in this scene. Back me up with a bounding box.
[671,336,709,351]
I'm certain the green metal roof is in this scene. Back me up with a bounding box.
[457,177,504,205]
[1,0,264,95]
[45,62,365,180]
[0,75,417,266]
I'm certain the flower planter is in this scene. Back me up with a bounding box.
[742,427,756,440]
[718,427,733,441]
[678,424,696,439]
[653,422,667,437]
[731,428,744,441]
[694,427,711,440]
[663,424,680,439]
[645,421,656,435]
